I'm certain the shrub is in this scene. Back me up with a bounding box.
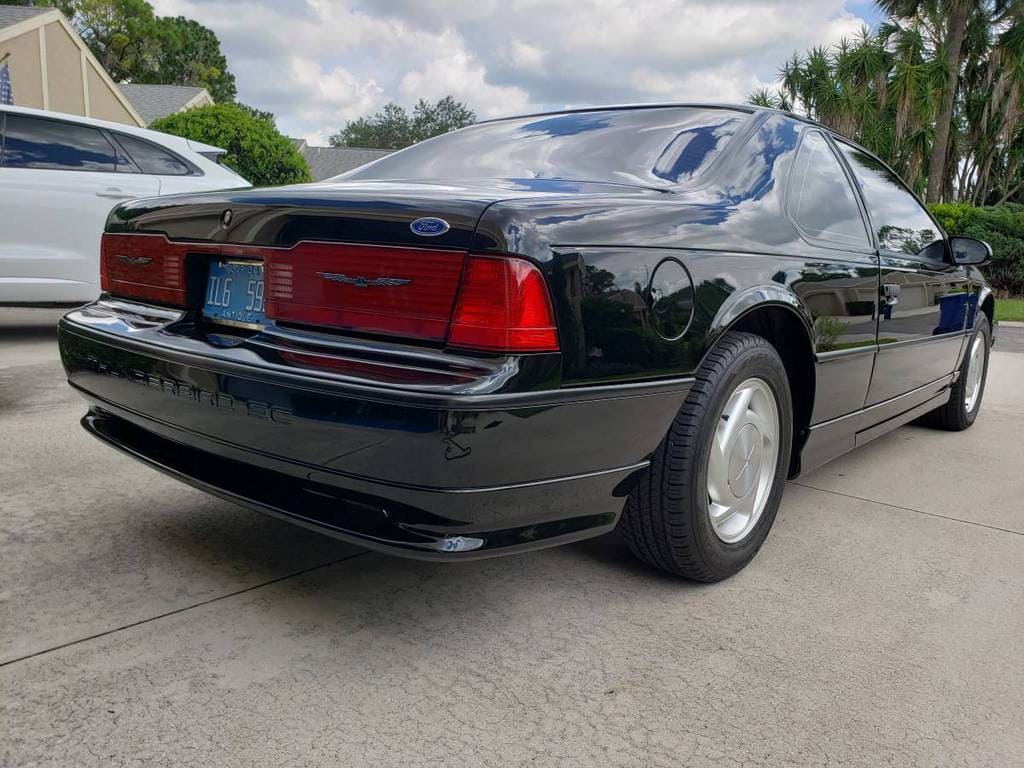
[930,203,1024,297]
[151,104,311,187]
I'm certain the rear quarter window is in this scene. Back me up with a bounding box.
[115,133,193,176]
[786,131,869,251]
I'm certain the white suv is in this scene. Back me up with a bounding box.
[0,105,250,304]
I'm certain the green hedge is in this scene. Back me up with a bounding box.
[929,203,1024,297]
[152,104,311,187]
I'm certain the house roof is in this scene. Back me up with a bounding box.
[298,145,393,181]
[118,83,210,125]
[0,5,52,30]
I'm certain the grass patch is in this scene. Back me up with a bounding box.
[996,298,1024,322]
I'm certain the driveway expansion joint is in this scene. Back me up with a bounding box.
[791,481,1024,537]
[0,550,369,669]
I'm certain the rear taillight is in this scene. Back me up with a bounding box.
[264,243,465,342]
[99,234,559,354]
[448,256,559,353]
[101,233,186,306]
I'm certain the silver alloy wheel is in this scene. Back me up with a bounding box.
[964,335,986,413]
[706,377,781,544]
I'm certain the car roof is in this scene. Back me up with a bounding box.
[476,102,756,124]
[0,103,225,155]
[477,101,828,132]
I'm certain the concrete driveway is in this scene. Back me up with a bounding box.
[2,308,1022,767]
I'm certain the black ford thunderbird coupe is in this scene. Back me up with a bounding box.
[58,104,995,581]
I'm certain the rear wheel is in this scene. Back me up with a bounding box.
[620,332,793,581]
[917,315,991,431]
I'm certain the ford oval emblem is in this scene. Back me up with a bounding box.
[410,217,450,237]
[220,209,233,229]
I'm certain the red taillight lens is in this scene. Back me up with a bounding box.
[264,243,465,342]
[101,233,186,306]
[448,256,559,352]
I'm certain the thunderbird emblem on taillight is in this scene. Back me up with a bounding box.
[115,255,153,266]
[317,272,412,288]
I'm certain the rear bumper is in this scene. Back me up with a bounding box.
[59,301,692,559]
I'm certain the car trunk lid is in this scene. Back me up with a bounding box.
[101,179,579,350]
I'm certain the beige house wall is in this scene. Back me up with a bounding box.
[86,64,135,124]
[44,23,85,116]
[2,28,44,109]
[188,92,215,110]
[1,14,144,126]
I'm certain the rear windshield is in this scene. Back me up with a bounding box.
[339,107,749,188]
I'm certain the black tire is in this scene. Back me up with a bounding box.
[620,331,793,582]
[916,314,991,431]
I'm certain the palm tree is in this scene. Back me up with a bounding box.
[878,0,974,202]
[747,87,792,111]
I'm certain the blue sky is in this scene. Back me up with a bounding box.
[150,1,886,144]
[846,1,886,26]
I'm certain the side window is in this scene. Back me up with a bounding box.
[1,115,118,172]
[836,141,945,262]
[786,131,869,250]
[115,134,192,176]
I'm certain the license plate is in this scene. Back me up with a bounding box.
[203,260,266,329]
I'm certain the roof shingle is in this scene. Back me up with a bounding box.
[299,145,393,180]
[0,5,53,30]
[118,83,207,125]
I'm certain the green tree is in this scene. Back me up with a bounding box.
[330,96,476,149]
[879,0,973,202]
[151,103,311,187]
[748,87,793,111]
[331,103,414,149]
[411,96,477,141]
[144,16,237,102]
[66,0,159,82]
[235,103,276,126]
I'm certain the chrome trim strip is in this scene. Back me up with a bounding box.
[94,298,185,323]
[255,324,499,370]
[876,330,968,351]
[816,345,877,361]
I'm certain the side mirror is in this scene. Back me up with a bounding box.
[950,237,992,266]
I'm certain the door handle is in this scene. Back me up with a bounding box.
[881,283,900,306]
[96,187,134,199]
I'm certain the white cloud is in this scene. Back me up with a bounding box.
[149,0,874,143]
[630,67,756,105]
[286,59,385,144]
[398,33,533,119]
[499,40,547,75]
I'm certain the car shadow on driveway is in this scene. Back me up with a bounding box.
[0,307,68,337]
[0,323,62,342]
[135,498,703,595]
